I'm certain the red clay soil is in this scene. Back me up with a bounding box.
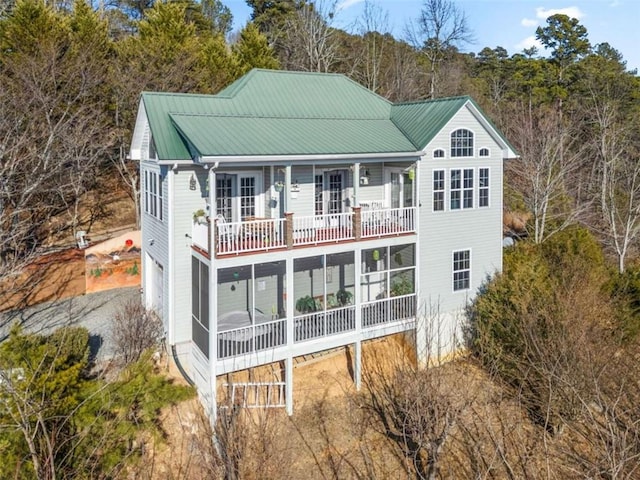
[0,248,87,312]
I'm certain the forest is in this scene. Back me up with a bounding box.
[1,0,640,478]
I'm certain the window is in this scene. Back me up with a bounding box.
[479,147,489,157]
[240,176,256,219]
[453,250,470,291]
[463,169,474,209]
[433,170,445,211]
[361,244,415,303]
[192,257,209,358]
[450,169,461,210]
[315,174,323,215]
[479,168,490,207]
[450,129,474,157]
[144,170,163,220]
[433,149,445,158]
[216,175,233,221]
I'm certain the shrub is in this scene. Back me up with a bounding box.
[467,227,613,432]
[111,298,164,365]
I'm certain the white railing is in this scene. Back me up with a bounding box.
[293,212,353,246]
[294,305,356,342]
[192,221,209,252]
[216,218,286,256]
[361,206,417,238]
[362,294,416,328]
[208,207,415,256]
[220,382,286,409]
[217,318,286,359]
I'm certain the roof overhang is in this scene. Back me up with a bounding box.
[464,100,518,159]
[129,98,148,161]
[194,151,422,166]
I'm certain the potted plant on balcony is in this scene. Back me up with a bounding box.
[336,288,353,306]
[193,209,207,224]
[296,295,319,314]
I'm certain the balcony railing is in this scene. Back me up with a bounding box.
[217,318,287,359]
[294,305,356,342]
[361,207,416,238]
[197,207,417,256]
[362,294,416,328]
[215,295,416,359]
[216,217,286,255]
[292,212,353,246]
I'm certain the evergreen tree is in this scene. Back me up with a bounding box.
[232,21,279,74]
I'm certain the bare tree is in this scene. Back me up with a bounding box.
[0,1,115,308]
[505,105,588,243]
[358,339,472,480]
[282,0,339,72]
[111,298,164,365]
[585,94,640,272]
[407,0,473,98]
[354,0,389,94]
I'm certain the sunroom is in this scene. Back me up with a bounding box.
[191,243,417,364]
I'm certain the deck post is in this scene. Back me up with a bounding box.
[285,356,293,415]
[352,206,361,241]
[354,340,361,391]
[285,212,294,249]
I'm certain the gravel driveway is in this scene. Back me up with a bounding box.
[0,287,140,362]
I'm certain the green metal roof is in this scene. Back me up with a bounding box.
[390,97,470,149]
[170,115,415,156]
[140,69,513,161]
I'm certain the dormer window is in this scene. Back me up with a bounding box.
[451,129,474,157]
[433,149,445,159]
[479,147,489,157]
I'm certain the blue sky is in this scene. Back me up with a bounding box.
[223,0,639,72]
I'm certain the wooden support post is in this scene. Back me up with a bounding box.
[285,212,294,249]
[353,206,361,241]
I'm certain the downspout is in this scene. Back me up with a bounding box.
[171,344,194,386]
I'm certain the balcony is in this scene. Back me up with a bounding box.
[192,206,417,257]
[216,294,416,360]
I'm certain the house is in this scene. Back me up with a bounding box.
[129,69,517,417]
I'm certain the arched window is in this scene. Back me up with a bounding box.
[479,147,489,157]
[450,129,474,157]
[433,149,445,158]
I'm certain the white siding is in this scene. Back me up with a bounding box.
[416,105,504,355]
[171,165,210,346]
[141,162,169,332]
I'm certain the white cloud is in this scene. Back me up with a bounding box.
[515,35,543,52]
[521,18,538,27]
[336,0,364,12]
[535,6,585,20]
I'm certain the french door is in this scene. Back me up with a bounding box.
[387,169,415,209]
[215,172,262,222]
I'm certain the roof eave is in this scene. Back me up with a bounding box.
[198,151,421,165]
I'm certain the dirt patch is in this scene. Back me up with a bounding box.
[1,188,137,312]
[0,248,87,311]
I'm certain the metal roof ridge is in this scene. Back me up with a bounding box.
[141,91,220,99]
[168,112,393,120]
[392,95,471,107]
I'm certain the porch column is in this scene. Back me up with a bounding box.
[354,340,361,391]
[354,245,362,390]
[284,165,292,213]
[352,162,360,207]
[285,257,294,414]
[285,356,293,416]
